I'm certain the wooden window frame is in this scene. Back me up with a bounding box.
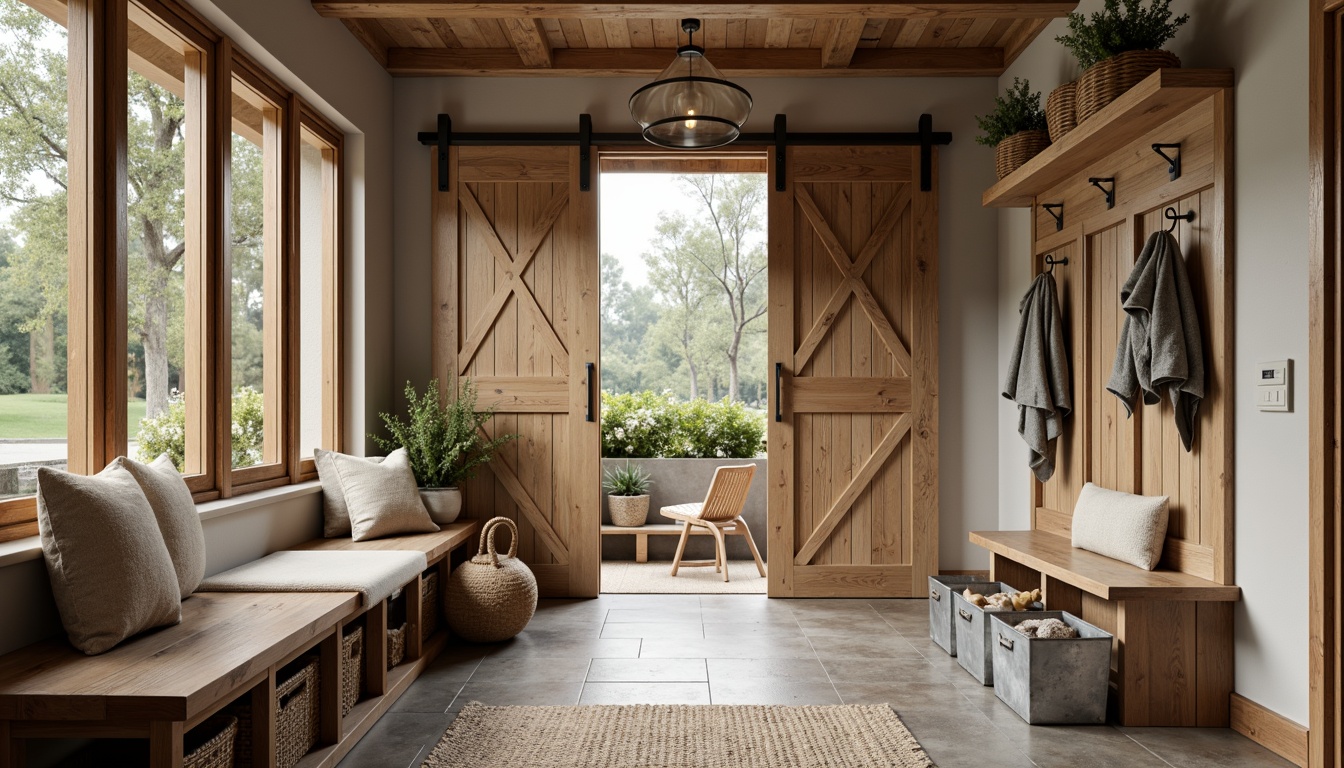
[0,0,346,540]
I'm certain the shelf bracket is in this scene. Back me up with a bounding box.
[1152,143,1182,181]
[579,114,592,192]
[1042,203,1065,232]
[436,114,451,192]
[1088,177,1116,209]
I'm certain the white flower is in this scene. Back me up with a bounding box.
[625,445,634,454]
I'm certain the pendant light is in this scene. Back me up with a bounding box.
[629,18,753,149]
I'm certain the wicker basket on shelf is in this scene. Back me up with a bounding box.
[994,130,1051,180]
[341,625,364,715]
[1076,50,1181,122]
[421,571,440,642]
[275,657,320,768]
[387,621,407,669]
[1045,82,1078,142]
[183,714,237,768]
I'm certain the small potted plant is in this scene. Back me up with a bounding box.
[373,378,517,525]
[603,461,653,527]
[976,78,1050,180]
[1057,0,1190,121]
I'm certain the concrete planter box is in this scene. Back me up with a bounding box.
[600,457,766,563]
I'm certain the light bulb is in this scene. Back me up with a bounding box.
[685,109,697,129]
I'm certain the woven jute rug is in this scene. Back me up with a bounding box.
[423,703,935,767]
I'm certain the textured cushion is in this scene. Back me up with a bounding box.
[329,448,438,542]
[315,449,385,537]
[660,503,705,520]
[113,454,206,597]
[1070,482,1170,571]
[37,464,182,655]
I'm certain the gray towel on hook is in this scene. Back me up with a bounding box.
[1003,272,1072,483]
[1107,229,1205,451]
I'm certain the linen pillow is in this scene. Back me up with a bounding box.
[37,464,182,655]
[328,448,438,541]
[315,449,385,537]
[114,454,206,598]
[1070,482,1170,571]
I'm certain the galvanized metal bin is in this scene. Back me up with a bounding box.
[990,611,1114,725]
[927,574,988,656]
[951,581,1020,685]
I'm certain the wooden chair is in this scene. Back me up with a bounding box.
[660,464,766,582]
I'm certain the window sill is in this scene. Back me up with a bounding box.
[0,480,322,569]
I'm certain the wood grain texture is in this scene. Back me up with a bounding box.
[314,1,1078,20]
[1231,693,1310,768]
[291,520,480,564]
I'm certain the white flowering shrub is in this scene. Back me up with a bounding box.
[600,391,765,459]
[136,387,265,470]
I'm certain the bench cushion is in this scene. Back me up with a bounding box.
[200,550,428,605]
[37,464,182,655]
[115,454,207,597]
[1070,482,1169,571]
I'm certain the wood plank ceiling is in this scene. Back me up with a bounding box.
[311,2,1077,77]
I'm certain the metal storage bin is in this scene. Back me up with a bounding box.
[990,611,1114,725]
[927,574,988,656]
[951,581,1020,685]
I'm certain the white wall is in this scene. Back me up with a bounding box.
[390,76,1002,571]
[998,0,1311,724]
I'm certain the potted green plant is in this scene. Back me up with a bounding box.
[1057,0,1190,121]
[976,78,1050,180]
[372,378,517,525]
[603,461,653,527]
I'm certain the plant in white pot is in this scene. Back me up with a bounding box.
[373,378,517,525]
[603,461,653,528]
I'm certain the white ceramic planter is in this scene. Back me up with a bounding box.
[608,494,650,527]
[420,487,463,525]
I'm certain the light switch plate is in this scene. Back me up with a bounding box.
[1257,360,1288,387]
[1256,359,1292,412]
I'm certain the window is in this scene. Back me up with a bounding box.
[0,0,343,540]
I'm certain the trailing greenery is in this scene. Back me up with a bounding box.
[136,387,263,470]
[601,391,766,459]
[975,78,1048,148]
[1056,0,1190,71]
[372,379,517,488]
[602,461,653,497]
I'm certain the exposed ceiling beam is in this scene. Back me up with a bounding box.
[314,1,1076,20]
[502,17,554,67]
[387,45,1004,76]
[1001,17,1049,68]
[819,17,867,68]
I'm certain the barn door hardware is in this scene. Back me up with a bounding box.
[579,114,593,192]
[1152,143,1182,181]
[1042,203,1065,231]
[774,362,784,423]
[585,362,596,422]
[1088,177,1115,209]
[435,114,451,192]
[774,114,787,191]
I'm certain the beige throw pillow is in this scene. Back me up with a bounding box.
[329,448,438,542]
[315,449,385,538]
[1070,482,1170,571]
[114,454,207,598]
[37,464,182,655]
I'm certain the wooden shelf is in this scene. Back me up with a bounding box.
[982,68,1234,208]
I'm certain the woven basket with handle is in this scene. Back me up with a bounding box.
[183,714,236,768]
[994,130,1051,180]
[341,625,363,715]
[1076,49,1181,122]
[1045,82,1078,142]
[446,517,539,642]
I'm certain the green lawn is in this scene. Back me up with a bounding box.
[0,394,147,439]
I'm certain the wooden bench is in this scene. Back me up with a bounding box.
[600,523,726,563]
[0,520,479,768]
[970,529,1240,728]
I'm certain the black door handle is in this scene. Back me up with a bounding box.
[585,362,595,422]
[774,362,784,423]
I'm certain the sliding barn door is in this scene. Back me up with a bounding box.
[431,146,600,598]
[767,146,938,598]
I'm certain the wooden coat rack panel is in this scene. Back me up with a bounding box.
[1027,80,1234,586]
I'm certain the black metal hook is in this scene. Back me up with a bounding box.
[1044,254,1069,274]
[1042,203,1064,232]
[1153,143,1182,181]
[1088,177,1115,209]
[1165,207,1195,233]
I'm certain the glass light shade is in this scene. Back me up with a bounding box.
[629,47,752,149]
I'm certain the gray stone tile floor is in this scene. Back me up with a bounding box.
[337,594,1293,768]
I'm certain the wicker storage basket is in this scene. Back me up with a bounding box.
[341,625,364,715]
[994,130,1051,180]
[446,517,539,643]
[1045,82,1078,142]
[387,621,407,669]
[184,714,237,768]
[1076,49,1181,122]
[608,494,650,527]
[421,570,440,642]
[275,657,320,768]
